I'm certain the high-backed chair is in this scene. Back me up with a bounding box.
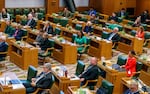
[32,75,55,94]
[7,8,15,20]
[38,39,55,63]
[96,79,114,94]
[117,55,127,66]
[54,27,61,35]
[39,8,46,15]
[59,18,69,27]
[75,24,83,31]
[53,17,60,24]
[72,34,77,43]
[101,31,110,39]
[36,13,44,20]
[15,8,22,15]
[75,60,85,76]
[136,61,143,72]
[23,8,30,16]
[144,32,150,47]
[21,66,37,84]
[130,30,136,36]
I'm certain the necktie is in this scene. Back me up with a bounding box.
[13,30,18,37]
[27,20,31,26]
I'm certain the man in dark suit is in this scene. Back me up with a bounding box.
[0,36,8,60]
[12,25,23,41]
[79,57,99,86]
[23,63,53,94]
[62,7,71,18]
[108,12,118,23]
[26,13,36,28]
[117,8,128,19]
[83,21,93,34]
[43,22,54,35]
[107,27,120,43]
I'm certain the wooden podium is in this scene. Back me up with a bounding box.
[53,39,77,64]
[9,40,38,70]
[88,38,112,59]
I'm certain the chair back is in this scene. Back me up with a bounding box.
[72,34,77,43]
[144,32,150,40]
[117,55,127,66]
[59,18,68,27]
[130,30,136,36]
[75,24,82,30]
[96,80,114,94]
[75,60,85,76]
[54,27,61,35]
[48,75,55,89]
[136,61,143,72]
[101,31,110,39]
[27,66,37,82]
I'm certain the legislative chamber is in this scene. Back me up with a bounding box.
[0,0,150,94]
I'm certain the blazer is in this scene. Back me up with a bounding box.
[62,10,71,18]
[13,29,24,41]
[83,26,92,34]
[117,11,128,19]
[80,65,99,80]
[0,42,8,57]
[26,19,36,28]
[43,26,54,35]
[4,25,14,36]
[108,32,120,43]
[39,38,51,51]
[124,89,140,94]
[36,72,52,89]
[108,16,118,22]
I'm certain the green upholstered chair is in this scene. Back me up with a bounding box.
[38,39,54,63]
[59,18,69,27]
[101,31,110,39]
[72,34,77,43]
[79,17,88,22]
[128,21,134,26]
[23,8,30,16]
[118,17,123,23]
[117,55,127,66]
[136,61,143,72]
[96,79,114,94]
[21,66,37,84]
[75,60,85,76]
[54,27,61,35]
[130,30,136,36]
[39,8,46,15]
[32,75,55,94]
[36,13,44,20]
[53,17,60,24]
[20,19,28,25]
[75,24,82,31]
[7,8,15,20]
[141,24,147,31]
[107,24,123,31]
[15,8,22,15]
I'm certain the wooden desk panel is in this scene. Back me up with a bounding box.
[9,40,38,70]
[88,38,112,59]
[53,41,77,64]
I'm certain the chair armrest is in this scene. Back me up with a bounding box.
[80,44,90,53]
[82,79,98,88]
[0,52,8,55]
[32,88,51,94]
[44,47,54,55]
[144,39,150,46]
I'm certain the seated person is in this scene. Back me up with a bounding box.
[23,63,53,94]
[0,36,8,60]
[121,50,137,77]
[140,10,149,24]
[79,57,99,86]
[74,30,87,53]
[83,21,93,34]
[43,22,54,35]
[133,16,141,27]
[90,14,98,24]
[107,27,120,43]
[61,7,71,18]
[0,8,10,21]
[33,29,44,46]
[38,33,51,51]
[117,8,128,19]
[124,80,139,94]
[88,7,96,16]
[4,20,14,36]
[30,8,37,18]
[25,13,36,28]
[135,26,145,39]
[108,12,118,23]
[12,25,24,41]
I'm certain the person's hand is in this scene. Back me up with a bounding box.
[31,82,36,87]
[31,78,36,82]
[120,65,125,68]
[80,78,85,82]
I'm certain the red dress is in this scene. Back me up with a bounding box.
[125,57,136,77]
[136,31,145,39]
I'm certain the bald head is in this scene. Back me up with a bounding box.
[0,35,6,42]
[113,27,119,33]
[90,57,98,65]
[129,80,138,92]
[28,13,33,20]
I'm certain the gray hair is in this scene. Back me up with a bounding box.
[44,63,51,70]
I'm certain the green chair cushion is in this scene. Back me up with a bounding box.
[136,62,143,72]
[75,24,82,30]
[117,55,127,66]
[102,31,110,39]
[75,60,85,76]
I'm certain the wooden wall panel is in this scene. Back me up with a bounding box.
[0,0,5,11]
[45,0,59,14]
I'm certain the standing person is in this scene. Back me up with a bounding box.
[79,57,99,86]
[23,63,53,94]
[121,50,137,77]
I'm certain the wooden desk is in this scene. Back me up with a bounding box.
[51,66,80,94]
[67,86,94,94]
[0,20,6,32]
[9,40,38,70]
[53,39,77,64]
[74,13,91,21]
[98,61,127,94]
[26,29,39,43]
[69,19,86,29]
[0,72,25,94]
[138,56,150,73]
[120,71,150,94]
[117,33,144,54]
[88,37,112,59]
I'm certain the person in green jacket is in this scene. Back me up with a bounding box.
[74,30,87,53]
[4,20,14,37]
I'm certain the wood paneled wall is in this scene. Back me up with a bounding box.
[0,0,5,11]
[136,0,150,16]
